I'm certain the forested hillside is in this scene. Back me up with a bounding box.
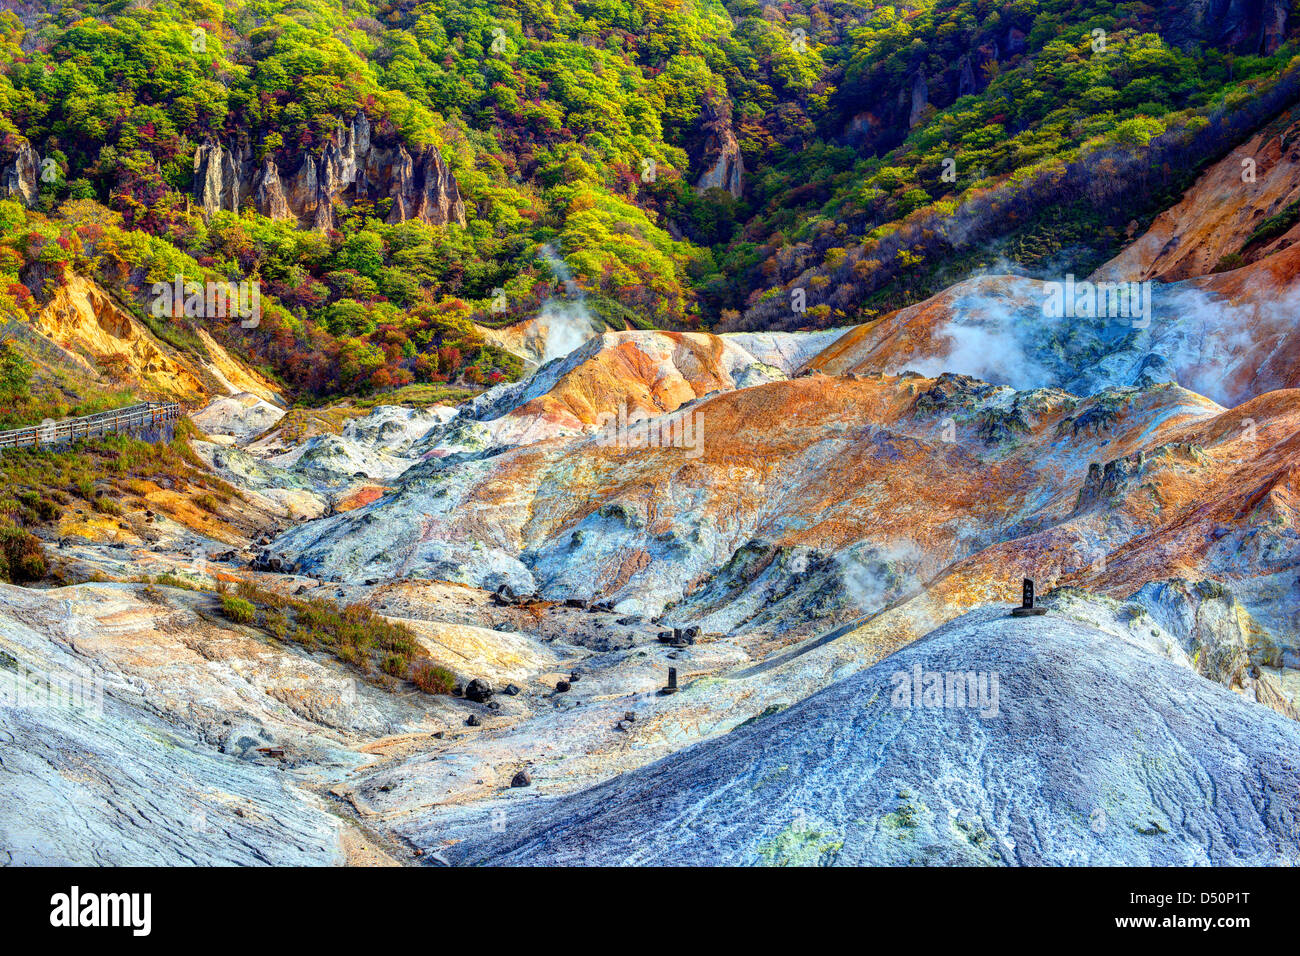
[0,0,1297,397]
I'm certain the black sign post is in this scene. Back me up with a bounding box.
[660,666,679,695]
[1011,577,1047,617]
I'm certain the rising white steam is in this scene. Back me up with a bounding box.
[537,244,598,363]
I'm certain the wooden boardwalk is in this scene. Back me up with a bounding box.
[0,402,181,450]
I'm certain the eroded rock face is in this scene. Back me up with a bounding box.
[1,140,40,208]
[191,392,286,440]
[1164,0,1290,54]
[907,72,929,128]
[193,139,249,216]
[193,113,466,229]
[362,142,467,227]
[1133,579,1294,714]
[33,275,208,401]
[694,93,744,199]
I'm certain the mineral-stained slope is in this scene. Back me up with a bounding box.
[9,114,1300,867]
[21,274,283,406]
[263,369,1300,663]
[802,244,1300,409]
[443,604,1300,866]
[0,584,351,864]
[0,581,446,865]
[0,699,345,866]
[430,328,846,453]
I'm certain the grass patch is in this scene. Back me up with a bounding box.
[0,519,46,583]
[219,578,455,695]
[411,660,457,694]
[351,383,476,409]
[219,594,256,624]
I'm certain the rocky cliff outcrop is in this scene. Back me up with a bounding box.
[1,139,40,208]
[193,138,250,216]
[907,72,929,128]
[1163,0,1290,54]
[253,156,289,220]
[360,138,467,227]
[193,113,466,229]
[693,93,744,199]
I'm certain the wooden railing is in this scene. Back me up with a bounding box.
[0,402,181,450]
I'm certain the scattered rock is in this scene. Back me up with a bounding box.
[657,626,697,647]
[511,770,532,788]
[465,678,494,703]
[250,550,284,572]
[555,680,571,693]
[465,714,481,727]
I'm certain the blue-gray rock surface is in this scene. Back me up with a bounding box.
[443,606,1300,865]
